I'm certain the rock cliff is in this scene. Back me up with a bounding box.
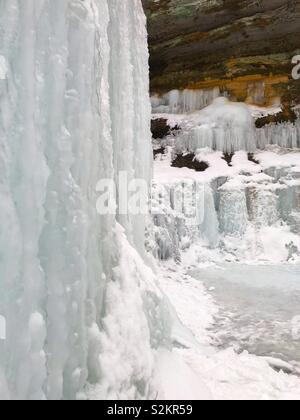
[143,0,300,106]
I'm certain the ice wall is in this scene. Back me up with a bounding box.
[0,0,165,401]
[173,98,257,154]
[257,122,300,150]
[152,157,300,262]
[150,181,219,260]
[174,120,300,154]
[151,88,221,114]
[161,98,300,154]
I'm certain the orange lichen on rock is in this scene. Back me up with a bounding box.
[186,74,289,106]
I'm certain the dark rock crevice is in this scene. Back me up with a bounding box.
[255,105,298,128]
[171,153,209,172]
[151,118,180,139]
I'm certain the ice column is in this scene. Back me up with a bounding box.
[0,0,157,401]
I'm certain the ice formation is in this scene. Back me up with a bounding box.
[153,149,300,262]
[155,98,300,153]
[0,0,169,401]
[0,56,8,80]
[151,97,300,261]
[1,0,300,403]
[150,180,220,260]
[257,122,300,150]
[151,88,221,114]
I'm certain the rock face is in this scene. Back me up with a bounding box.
[143,0,300,106]
[151,118,179,138]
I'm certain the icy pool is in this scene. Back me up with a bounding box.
[190,264,300,371]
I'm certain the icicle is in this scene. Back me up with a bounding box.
[152,88,221,114]
[256,122,300,149]
[165,98,300,153]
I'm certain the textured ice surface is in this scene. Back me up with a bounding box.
[257,122,300,150]
[157,263,300,400]
[86,225,171,400]
[156,99,300,153]
[153,148,300,262]
[150,180,219,261]
[0,56,8,80]
[151,88,221,114]
[191,264,300,371]
[151,99,300,399]
[152,98,300,261]
[0,0,167,401]
[0,316,5,340]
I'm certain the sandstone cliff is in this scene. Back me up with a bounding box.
[143,0,300,106]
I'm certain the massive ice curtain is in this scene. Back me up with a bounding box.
[0,0,164,400]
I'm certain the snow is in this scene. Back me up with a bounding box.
[247,104,283,119]
[157,265,217,349]
[261,358,295,375]
[154,265,300,400]
[197,97,254,127]
[87,225,170,400]
[155,349,213,400]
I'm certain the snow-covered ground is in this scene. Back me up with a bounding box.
[191,264,300,370]
[153,261,300,400]
[150,100,300,400]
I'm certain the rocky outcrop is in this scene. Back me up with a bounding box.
[171,153,209,171]
[143,0,300,106]
[151,117,179,138]
[255,104,298,127]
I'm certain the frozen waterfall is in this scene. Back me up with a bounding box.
[174,119,300,154]
[257,122,300,150]
[151,88,221,114]
[152,150,300,262]
[0,0,168,401]
[156,98,300,154]
[150,181,220,259]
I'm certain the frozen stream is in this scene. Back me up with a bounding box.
[190,264,300,372]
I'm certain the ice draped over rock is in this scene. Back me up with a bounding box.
[151,88,221,114]
[153,97,300,153]
[152,147,300,263]
[151,171,300,262]
[0,0,164,400]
